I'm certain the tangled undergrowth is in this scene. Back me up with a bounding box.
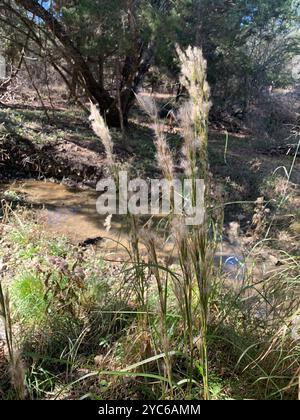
[0,46,299,401]
[0,202,299,400]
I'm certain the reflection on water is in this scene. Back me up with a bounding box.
[5,180,130,257]
[3,180,266,282]
[3,179,174,261]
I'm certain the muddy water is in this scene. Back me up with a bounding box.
[0,180,132,341]
[2,179,175,260]
[3,179,269,281]
[3,180,134,258]
[0,180,279,345]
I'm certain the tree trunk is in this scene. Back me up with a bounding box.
[14,0,155,128]
[15,0,121,124]
[121,44,155,125]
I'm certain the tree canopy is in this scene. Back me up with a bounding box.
[1,0,299,123]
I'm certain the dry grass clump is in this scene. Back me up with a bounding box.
[88,45,215,399]
[0,280,26,400]
[89,101,115,167]
[135,46,216,399]
[177,46,211,180]
[136,93,174,181]
[2,45,300,401]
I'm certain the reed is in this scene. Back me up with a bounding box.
[0,278,26,400]
[137,46,216,399]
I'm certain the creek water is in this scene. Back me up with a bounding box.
[1,179,133,256]
[1,179,252,273]
[0,179,262,340]
[1,179,175,260]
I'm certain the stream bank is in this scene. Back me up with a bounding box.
[0,135,106,187]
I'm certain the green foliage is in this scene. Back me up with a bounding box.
[48,238,68,258]
[148,0,300,110]
[2,0,299,117]
[193,0,300,107]
[60,0,128,56]
[10,272,47,324]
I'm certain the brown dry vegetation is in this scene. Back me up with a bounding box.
[0,47,300,401]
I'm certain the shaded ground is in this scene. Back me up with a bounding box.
[2,100,300,269]
[1,98,299,401]
[1,97,300,225]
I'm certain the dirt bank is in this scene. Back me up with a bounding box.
[0,134,107,187]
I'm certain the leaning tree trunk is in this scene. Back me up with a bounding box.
[14,0,122,126]
[119,41,155,125]
[14,0,157,127]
